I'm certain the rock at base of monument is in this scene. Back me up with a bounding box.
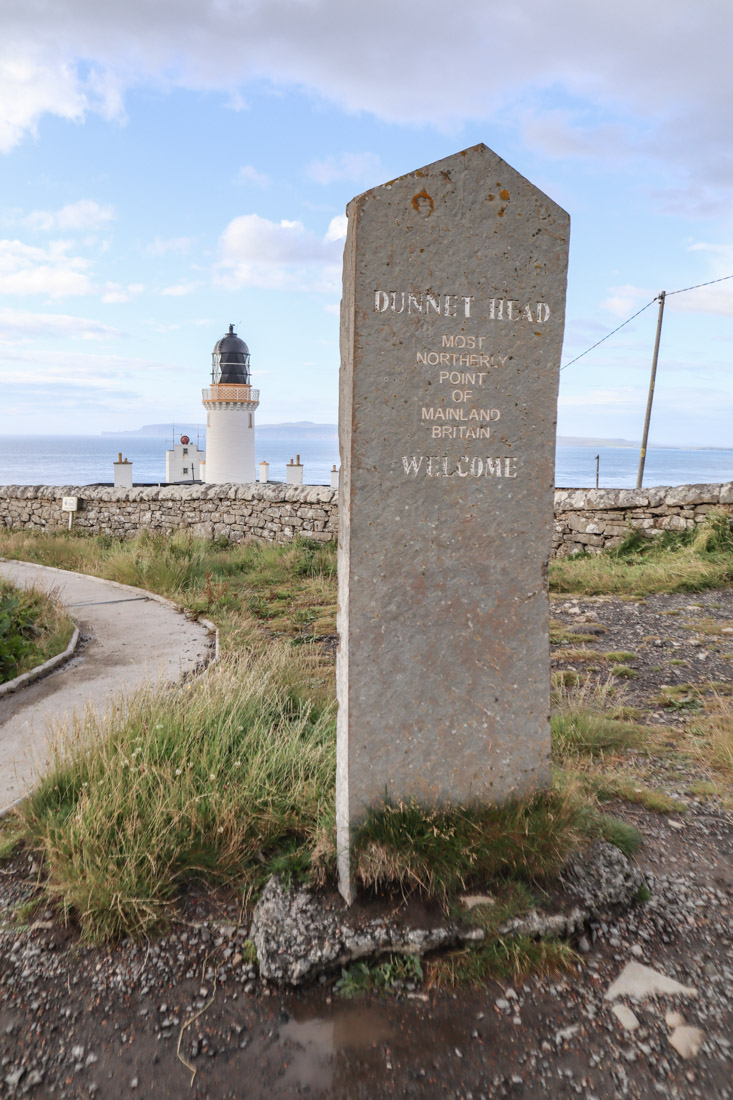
[250,875,484,987]
[498,840,647,941]
[251,841,646,987]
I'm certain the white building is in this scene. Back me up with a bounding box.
[202,324,260,484]
[166,435,204,483]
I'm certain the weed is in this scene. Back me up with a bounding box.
[336,954,424,998]
[655,685,705,711]
[240,940,257,966]
[14,895,43,925]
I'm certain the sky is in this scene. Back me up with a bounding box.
[1,0,732,447]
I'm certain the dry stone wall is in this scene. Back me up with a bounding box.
[554,483,733,556]
[1,482,731,554]
[0,484,338,544]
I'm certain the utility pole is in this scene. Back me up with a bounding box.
[636,291,666,489]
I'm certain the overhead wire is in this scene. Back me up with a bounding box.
[560,271,733,371]
[560,298,657,371]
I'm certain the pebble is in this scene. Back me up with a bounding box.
[668,1026,705,1060]
[611,1005,640,1031]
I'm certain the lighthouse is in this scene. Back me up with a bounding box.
[202,324,260,483]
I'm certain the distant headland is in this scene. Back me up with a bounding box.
[101,422,339,439]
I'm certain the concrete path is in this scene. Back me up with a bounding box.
[0,560,216,812]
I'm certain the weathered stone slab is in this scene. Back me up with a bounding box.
[665,484,721,506]
[336,144,570,900]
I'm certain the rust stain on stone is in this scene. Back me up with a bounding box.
[411,189,435,216]
[500,189,510,201]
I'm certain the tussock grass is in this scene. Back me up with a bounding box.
[551,705,643,762]
[551,679,673,820]
[550,511,733,596]
[19,650,336,941]
[0,580,74,684]
[687,694,733,780]
[347,779,625,903]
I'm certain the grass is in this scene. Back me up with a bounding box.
[2,523,730,968]
[611,664,638,680]
[345,778,637,904]
[686,694,733,781]
[549,619,605,645]
[427,935,577,988]
[0,529,338,656]
[0,819,24,864]
[550,511,733,596]
[19,651,336,941]
[683,616,733,637]
[0,579,74,685]
[550,679,682,816]
[550,697,644,761]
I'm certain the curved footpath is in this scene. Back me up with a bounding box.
[0,560,216,813]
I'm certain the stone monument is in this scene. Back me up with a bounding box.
[336,144,570,901]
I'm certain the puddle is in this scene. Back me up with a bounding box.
[278,1004,395,1092]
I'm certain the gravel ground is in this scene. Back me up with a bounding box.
[0,590,731,1099]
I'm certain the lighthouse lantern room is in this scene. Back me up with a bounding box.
[202,324,260,483]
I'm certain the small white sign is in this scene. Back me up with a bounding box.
[61,497,79,512]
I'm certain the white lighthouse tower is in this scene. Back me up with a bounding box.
[202,324,260,483]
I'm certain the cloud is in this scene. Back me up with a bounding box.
[0,46,87,153]
[101,282,144,304]
[0,307,122,342]
[0,238,92,297]
[216,213,342,290]
[146,236,194,256]
[600,285,655,319]
[666,284,733,319]
[519,109,634,162]
[306,152,381,186]
[238,164,269,188]
[2,0,732,205]
[325,214,347,242]
[559,386,646,411]
[1,347,180,391]
[23,200,116,233]
[161,281,199,296]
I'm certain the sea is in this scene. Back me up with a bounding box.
[0,432,732,489]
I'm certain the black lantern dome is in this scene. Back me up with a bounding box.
[211,324,251,384]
